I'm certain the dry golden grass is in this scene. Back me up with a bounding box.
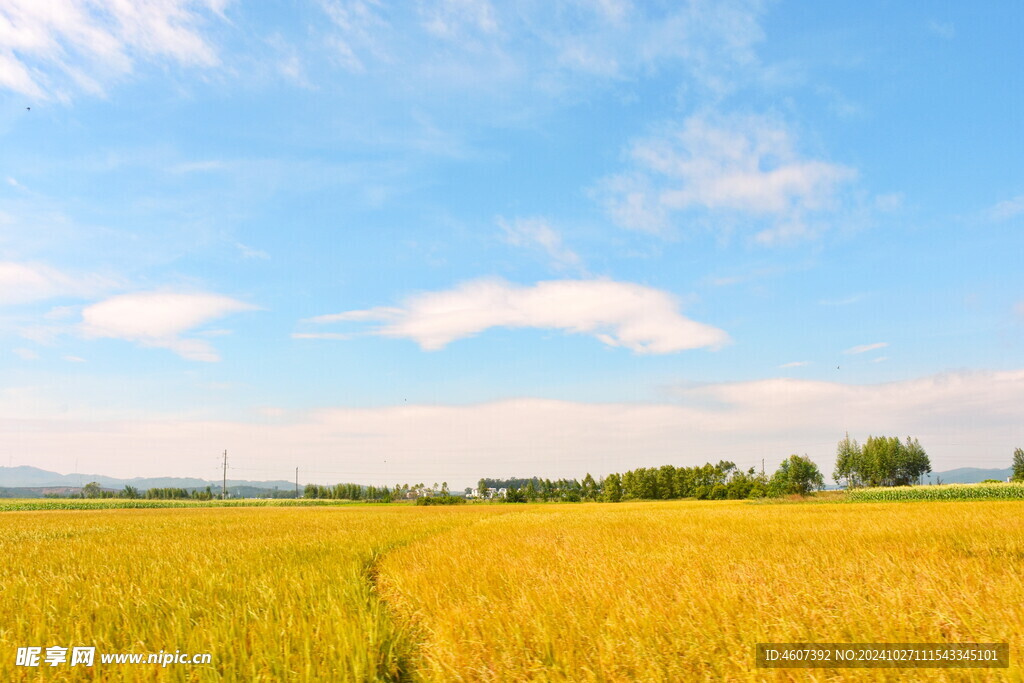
[2,500,1022,681]
[377,500,1024,682]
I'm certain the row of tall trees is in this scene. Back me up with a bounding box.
[302,483,394,501]
[144,486,216,500]
[75,483,217,500]
[833,434,931,487]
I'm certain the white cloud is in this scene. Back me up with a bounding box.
[80,291,256,361]
[844,342,888,355]
[0,0,230,99]
[598,113,856,242]
[301,278,729,353]
[0,261,117,305]
[12,346,38,360]
[989,195,1024,221]
[779,361,810,368]
[498,217,581,270]
[4,370,1023,484]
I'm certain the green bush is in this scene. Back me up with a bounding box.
[414,495,467,506]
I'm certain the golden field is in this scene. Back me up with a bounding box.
[2,500,1022,681]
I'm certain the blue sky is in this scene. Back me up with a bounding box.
[1,0,1022,486]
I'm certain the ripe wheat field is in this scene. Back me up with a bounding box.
[1,500,1021,681]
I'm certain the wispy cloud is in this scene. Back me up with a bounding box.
[843,342,888,355]
[318,0,768,98]
[597,113,856,243]
[874,192,904,212]
[0,261,119,306]
[988,195,1024,221]
[779,361,810,368]
[12,347,39,360]
[169,160,228,174]
[498,217,581,271]
[80,291,257,361]
[819,294,867,306]
[0,0,230,99]
[235,243,270,260]
[926,20,955,40]
[290,332,353,341]
[300,278,729,353]
[419,0,498,41]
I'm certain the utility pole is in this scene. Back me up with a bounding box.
[221,450,228,500]
[295,467,299,499]
[761,459,765,477]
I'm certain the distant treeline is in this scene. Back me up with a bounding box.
[491,456,825,503]
[487,435,944,502]
[301,482,455,502]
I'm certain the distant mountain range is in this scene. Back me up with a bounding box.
[929,467,1013,484]
[0,466,295,492]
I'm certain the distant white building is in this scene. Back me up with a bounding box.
[467,487,507,499]
[406,487,440,499]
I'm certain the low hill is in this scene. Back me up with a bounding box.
[0,466,294,492]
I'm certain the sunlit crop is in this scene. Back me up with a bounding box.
[2,500,1022,681]
[378,500,1024,681]
[846,482,1024,502]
